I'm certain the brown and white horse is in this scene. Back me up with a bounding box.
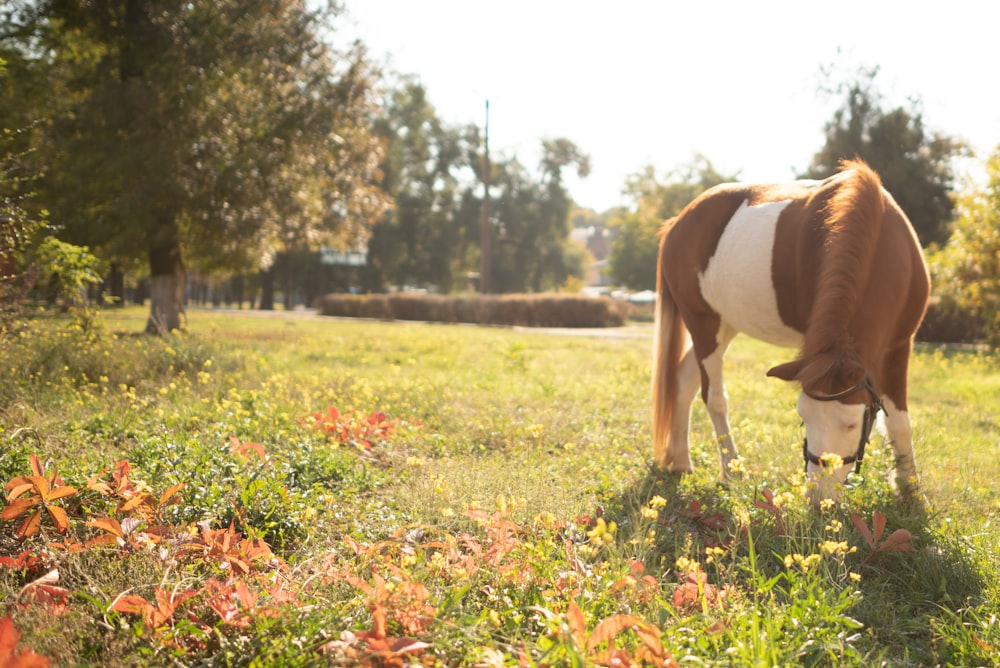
[651,159,930,502]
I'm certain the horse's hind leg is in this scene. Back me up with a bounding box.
[663,345,701,473]
[697,326,740,481]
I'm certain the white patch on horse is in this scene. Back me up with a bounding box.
[698,199,803,348]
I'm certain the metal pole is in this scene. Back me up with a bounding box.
[479,100,491,294]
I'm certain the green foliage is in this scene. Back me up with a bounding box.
[803,65,964,247]
[609,157,735,290]
[7,1,388,331]
[0,309,998,666]
[487,140,592,293]
[366,78,476,293]
[34,237,102,308]
[1,126,45,330]
[930,146,1000,346]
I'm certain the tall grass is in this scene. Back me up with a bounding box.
[0,307,997,666]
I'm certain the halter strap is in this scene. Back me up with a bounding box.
[802,374,885,475]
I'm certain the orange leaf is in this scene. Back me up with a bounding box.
[633,620,668,656]
[42,485,77,503]
[4,478,36,501]
[84,534,121,548]
[566,601,588,649]
[87,517,125,539]
[112,594,154,618]
[45,505,71,533]
[28,455,43,478]
[85,478,112,496]
[234,580,257,609]
[587,614,648,652]
[16,510,43,539]
[147,588,197,628]
[1,497,39,520]
[158,483,185,506]
[27,476,49,497]
[0,614,52,667]
[120,494,150,512]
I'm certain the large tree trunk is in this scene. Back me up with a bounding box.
[146,240,185,334]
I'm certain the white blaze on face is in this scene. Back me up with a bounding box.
[698,199,803,348]
[798,393,867,501]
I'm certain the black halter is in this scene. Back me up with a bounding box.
[802,374,885,474]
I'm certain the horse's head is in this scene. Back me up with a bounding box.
[768,354,883,505]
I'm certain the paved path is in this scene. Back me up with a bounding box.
[188,306,654,339]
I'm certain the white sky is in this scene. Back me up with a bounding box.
[342,0,999,212]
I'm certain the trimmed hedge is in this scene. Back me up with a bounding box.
[314,293,630,328]
[916,296,985,344]
[315,292,984,342]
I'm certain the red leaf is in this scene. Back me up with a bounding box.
[850,513,876,551]
[877,528,915,553]
[229,438,267,461]
[20,584,71,615]
[872,509,887,544]
[0,552,40,571]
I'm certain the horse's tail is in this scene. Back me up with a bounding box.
[803,158,887,360]
[652,221,687,467]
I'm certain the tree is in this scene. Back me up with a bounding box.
[7,0,387,332]
[609,157,734,290]
[486,139,590,293]
[365,78,476,292]
[931,146,1000,345]
[802,66,964,247]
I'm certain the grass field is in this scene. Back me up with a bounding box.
[1,306,998,666]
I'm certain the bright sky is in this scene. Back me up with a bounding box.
[343,0,998,212]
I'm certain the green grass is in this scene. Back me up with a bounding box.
[1,306,998,666]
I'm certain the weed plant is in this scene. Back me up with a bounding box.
[0,307,997,666]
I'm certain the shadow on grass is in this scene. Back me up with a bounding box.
[602,466,995,664]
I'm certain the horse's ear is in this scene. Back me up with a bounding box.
[767,360,804,382]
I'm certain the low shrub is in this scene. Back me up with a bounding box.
[916,296,985,344]
[314,292,630,328]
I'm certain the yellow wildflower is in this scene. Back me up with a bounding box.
[648,495,668,509]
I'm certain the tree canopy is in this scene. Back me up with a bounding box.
[802,66,965,247]
[608,157,735,291]
[3,0,387,331]
[930,146,1000,345]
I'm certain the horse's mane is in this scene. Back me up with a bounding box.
[799,159,886,389]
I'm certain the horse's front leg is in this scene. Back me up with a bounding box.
[699,331,740,481]
[880,344,919,494]
[882,397,919,493]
